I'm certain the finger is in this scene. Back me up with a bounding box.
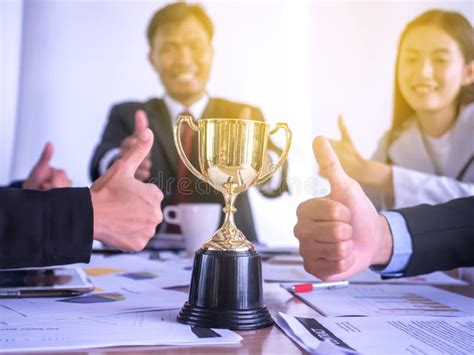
[121,128,154,176]
[135,168,151,181]
[296,198,351,223]
[36,142,53,167]
[294,220,352,243]
[303,255,355,281]
[139,158,152,170]
[338,114,354,145]
[134,110,149,135]
[313,136,348,187]
[300,239,354,261]
[238,106,252,119]
[50,169,72,187]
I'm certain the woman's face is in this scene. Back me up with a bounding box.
[397,25,469,115]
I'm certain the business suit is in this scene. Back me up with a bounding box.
[90,97,288,242]
[367,103,474,211]
[0,188,93,269]
[396,196,474,277]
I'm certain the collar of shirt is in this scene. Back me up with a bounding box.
[163,93,209,123]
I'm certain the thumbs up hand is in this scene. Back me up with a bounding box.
[23,142,72,190]
[119,110,153,181]
[328,115,366,182]
[293,137,393,281]
[91,129,164,252]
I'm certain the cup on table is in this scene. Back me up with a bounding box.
[163,203,221,256]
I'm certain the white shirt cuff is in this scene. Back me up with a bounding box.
[98,148,121,175]
[371,211,413,276]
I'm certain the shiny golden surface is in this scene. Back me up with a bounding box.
[174,116,291,251]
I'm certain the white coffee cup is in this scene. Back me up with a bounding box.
[163,203,222,255]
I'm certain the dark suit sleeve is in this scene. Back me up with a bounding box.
[396,197,474,276]
[90,104,134,181]
[0,187,93,269]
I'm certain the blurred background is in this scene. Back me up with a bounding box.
[1,0,472,246]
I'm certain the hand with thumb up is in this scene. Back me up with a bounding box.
[23,142,72,190]
[91,128,164,252]
[293,137,393,281]
[119,110,153,182]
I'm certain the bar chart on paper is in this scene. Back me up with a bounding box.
[296,284,474,317]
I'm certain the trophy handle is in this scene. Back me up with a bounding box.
[255,122,292,185]
[174,115,204,181]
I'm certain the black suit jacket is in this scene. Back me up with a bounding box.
[90,98,288,242]
[397,196,474,276]
[0,188,93,269]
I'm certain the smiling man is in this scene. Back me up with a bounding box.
[90,2,287,242]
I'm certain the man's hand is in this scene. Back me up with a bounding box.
[91,128,164,252]
[23,142,72,190]
[293,136,393,281]
[119,110,152,181]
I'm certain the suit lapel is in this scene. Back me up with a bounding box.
[202,98,220,119]
[147,99,178,172]
[388,119,436,174]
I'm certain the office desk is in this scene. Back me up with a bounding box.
[10,281,473,355]
[15,282,471,355]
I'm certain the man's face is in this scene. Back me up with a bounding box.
[149,15,213,105]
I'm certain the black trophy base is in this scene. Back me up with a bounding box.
[178,302,273,330]
[177,249,273,330]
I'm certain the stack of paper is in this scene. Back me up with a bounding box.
[293,284,474,317]
[0,254,243,352]
[0,309,242,352]
[275,312,474,354]
[263,261,467,285]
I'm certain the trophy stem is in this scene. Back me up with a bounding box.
[222,190,237,226]
[202,183,254,251]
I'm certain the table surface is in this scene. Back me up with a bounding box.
[12,281,473,355]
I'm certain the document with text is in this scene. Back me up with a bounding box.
[295,284,474,317]
[275,312,474,354]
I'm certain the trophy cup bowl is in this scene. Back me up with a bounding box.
[174,116,291,330]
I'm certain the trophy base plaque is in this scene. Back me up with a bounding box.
[177,250,273,330]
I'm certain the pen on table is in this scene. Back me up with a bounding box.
[0,290,84,298]
[289,280,349,293]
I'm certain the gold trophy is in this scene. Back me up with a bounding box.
[175,116,291,330]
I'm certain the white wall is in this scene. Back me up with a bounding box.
[1,0,472,246]
[0,0,22,184]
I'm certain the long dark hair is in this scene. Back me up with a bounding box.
[388,9,474,147]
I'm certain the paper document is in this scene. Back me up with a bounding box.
[275,312,474,355]
[0,309,242,352]
[0,287,187,326]
[295,284,474,317]
[263,262,466,285]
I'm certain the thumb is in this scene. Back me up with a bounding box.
[238,106,252,119]
[121,128,154,176]
[36,142,53,168]
[338,114,354,145]
[313,136,348,188]
[134,110,149,135]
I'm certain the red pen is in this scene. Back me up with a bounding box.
[289,280,349,293]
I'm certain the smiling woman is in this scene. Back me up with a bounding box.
[329,9,474,212]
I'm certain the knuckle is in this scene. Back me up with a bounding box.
[334,259,348,274]
[335,243,347,259]
[328,205,342,220]
[331,223,348,241]
[293,224,302,239]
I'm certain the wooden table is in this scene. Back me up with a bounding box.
[12,282,474,354]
